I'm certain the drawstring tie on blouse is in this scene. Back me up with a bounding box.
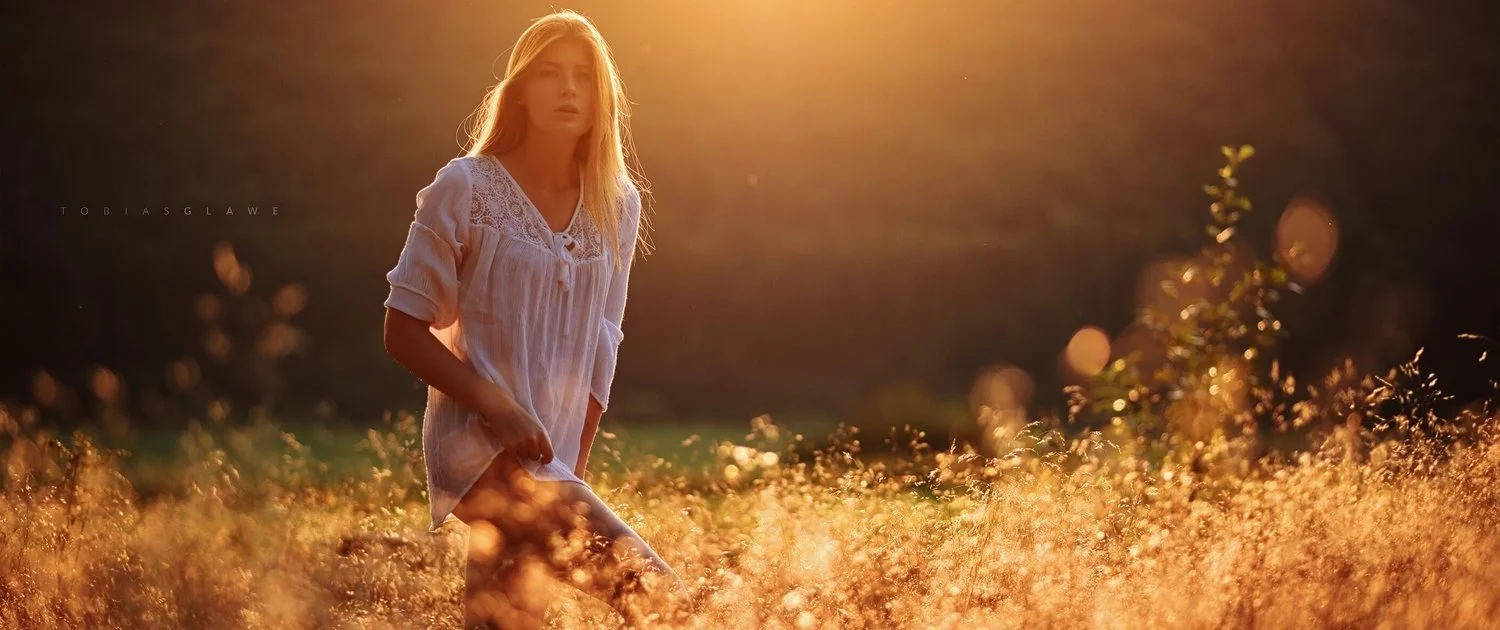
[552,232,576,292]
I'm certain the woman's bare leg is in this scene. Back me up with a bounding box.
[456,455,558,629]
[530,477,689,624]
[454,453,688,627]
[461,518,555,629]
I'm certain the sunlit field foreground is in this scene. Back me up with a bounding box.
[2,398,1498,628]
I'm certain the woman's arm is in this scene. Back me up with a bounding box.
[384,308,510,424]
[384,308,554,464]
[588,185,642,413]
[575,394,604,479]
[581,185,641,478]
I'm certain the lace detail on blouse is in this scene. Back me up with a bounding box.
[467,154,605,261]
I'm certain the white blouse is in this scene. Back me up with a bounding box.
[383,153,640,533]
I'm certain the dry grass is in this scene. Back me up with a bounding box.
[2,397,1497,629]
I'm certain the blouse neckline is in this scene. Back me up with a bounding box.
[485,153,584,237]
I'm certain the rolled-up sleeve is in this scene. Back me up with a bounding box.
[384,159,472,330]
[590,184,642,411]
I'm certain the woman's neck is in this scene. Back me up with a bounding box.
[504,137,580,193]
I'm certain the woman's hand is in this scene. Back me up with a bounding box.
[474,385,555,465]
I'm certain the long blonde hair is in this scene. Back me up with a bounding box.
[462,9,651,270]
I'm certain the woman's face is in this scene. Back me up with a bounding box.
[518,38,596,139]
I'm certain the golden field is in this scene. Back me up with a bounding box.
[2,398,1497,628]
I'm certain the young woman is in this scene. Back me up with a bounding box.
[381,10,686,628]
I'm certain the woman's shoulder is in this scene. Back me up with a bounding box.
[444,154,483,179]
[618,176,641,214]
[411,156,478,217]
[618,172,639,195]
[422,155,478,189]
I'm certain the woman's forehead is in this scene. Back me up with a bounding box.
[539,39,593,66]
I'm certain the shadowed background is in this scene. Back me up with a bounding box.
[3,0,1497,438]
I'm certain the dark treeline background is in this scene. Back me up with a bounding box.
[2,1,1497,432]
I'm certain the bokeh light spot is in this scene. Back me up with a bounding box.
[272,284,309,318]
[89,366,120,403]
[969,363,1034,413]
[1064,326,1111,376]
[1276,194,1339,285]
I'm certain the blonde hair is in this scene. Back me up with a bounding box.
[462,9,651,270]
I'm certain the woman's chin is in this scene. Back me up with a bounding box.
[530,121,591,138]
